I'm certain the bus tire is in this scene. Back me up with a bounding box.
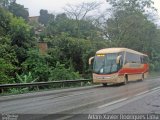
[102,83,108,87]
[123,75,128,85]
[140,74,144,81]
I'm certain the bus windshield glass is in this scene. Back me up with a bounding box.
[93,53,118,74]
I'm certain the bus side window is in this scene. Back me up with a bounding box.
[140,56,144,64]
[125,52,133,64]
[125,52,141,64]
[141,56,149,64]
[125,52,129,64]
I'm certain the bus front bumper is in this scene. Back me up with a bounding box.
[93,73,124,84]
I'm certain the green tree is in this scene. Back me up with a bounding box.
[45,33,108,74]
[9,17,34,64]
[8,2,29,21]
[0,7,36,84]
[0,7,34,64]
[38,9,54,25]
[0,7,12,35]
[22,49,51,82]
[49,62,80,81]
[104,0,157,50]
[106,0,155,12]
[46,13,102,40]
[0,37,17,84]
[0,58,14,84]
[0,0,15,8]
[105,0,160,71]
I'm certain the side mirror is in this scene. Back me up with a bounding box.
[116,55,122,64]
[89,57,94,65]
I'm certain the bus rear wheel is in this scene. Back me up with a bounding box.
[140,74,144,81]
[102,83,108,87]
[123,76,128,85]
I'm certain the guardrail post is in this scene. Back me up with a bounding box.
[0,88,4,94]
[80,82,83,86]
[62,82,64,88]
[36,86,39,91]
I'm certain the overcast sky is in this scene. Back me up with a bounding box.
[16,0,102,16]
[16,0,160,24]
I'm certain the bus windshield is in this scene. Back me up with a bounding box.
[93,53,118,74]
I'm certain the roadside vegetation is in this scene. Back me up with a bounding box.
[0,0,160,94]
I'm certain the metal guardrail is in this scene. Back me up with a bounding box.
[0,79,92,93]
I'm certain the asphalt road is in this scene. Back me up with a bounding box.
[0,77,160,120]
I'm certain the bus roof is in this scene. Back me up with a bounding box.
[96,48,147,56]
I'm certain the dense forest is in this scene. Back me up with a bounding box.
[0,0,160,84]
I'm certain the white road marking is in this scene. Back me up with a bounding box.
[98,86,160,109]
[150,86,160,91]
[98,98,128,108]
[54,115,73,120]
[134,91,149,97]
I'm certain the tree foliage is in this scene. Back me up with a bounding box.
[46,13,102,40]
[0,37,17,84]
[64,1,101,20]
[1,0,160,87]
[0,6,34,84]
[38,9,54,25]
[0,7,12,35]
[0,0,15,8]
[105,0,160,71]
[8,2,29,21]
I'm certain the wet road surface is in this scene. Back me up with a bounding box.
[0,77,160,120]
